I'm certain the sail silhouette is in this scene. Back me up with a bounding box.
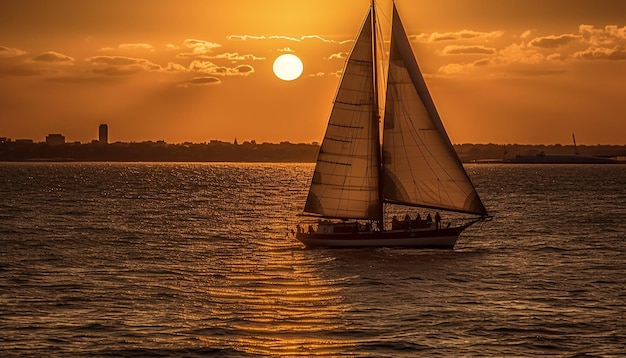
[297,1,489,248]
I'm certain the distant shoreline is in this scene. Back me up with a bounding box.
[1,141,625,163]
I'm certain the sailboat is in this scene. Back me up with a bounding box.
[295,1,489,248]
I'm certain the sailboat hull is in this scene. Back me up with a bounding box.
[295,225,468,249]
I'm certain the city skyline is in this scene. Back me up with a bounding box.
[1,0,626,145]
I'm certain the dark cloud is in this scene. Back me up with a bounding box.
[0,46,26,57]
[529,34,581,48]
[33,51,74,63]
[0,50,67,77]
[180,76,221,87]
[189,61,254,76]
[416,30,503,42]
[235,65,253,74]
[442,45,496,55]
[87,56,162,76]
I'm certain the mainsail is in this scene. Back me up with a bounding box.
[303,11,380,220]
[381,4,488,216]
[304,2,488,221]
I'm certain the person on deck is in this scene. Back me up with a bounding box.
[435,212,442,229]
[426,213,432,224]
[391,216,396,230]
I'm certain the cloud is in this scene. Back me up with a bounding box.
[100,43,155,52]
[495,43,545,65]
[529,34,581,48]
[547,53,567,62]
[328,52,348,60]
[574,46,626,60]
[150,60,257,76]
[330,69,343,77]
[413,30,503,43]
[203,52,265,61]
[227,34,352,44]
[0,50,72,77]
[429,24,626,77]
[33,51,74,63]
[177,39,222,58]
[573,25,626,61]
[189,60,254,76]
[179,76,221,87]
[520,30,534,39]
[120,43,154,51]
[87,55,162,76]
[438,63,467,75]
[579,24,626,47]
[438,42,559,76]
[438,59,565,77]
[300,35,336,43]
[164,62,189,72]
[441,45,496,55]
[0,46,27,57]
[227,35,272,41]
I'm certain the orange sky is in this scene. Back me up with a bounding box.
[1,0,625,145]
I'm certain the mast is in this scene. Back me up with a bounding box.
[371,0,385,229]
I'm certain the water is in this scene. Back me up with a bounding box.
[1,162,624,356]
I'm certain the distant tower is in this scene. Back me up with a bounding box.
[234,137,238,145]
[99,124,108,144]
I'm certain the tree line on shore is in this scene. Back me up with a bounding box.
[1,140,625,162]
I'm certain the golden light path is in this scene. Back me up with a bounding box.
[273,54,304,81]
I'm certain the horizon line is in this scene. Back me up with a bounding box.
[2,138,626,147]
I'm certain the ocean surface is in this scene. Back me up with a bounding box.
[1,162,624,357]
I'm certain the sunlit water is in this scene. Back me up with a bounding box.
[1,163,624,356]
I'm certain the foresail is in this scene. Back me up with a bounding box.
[303,9,380,220]
[381,5,488,216]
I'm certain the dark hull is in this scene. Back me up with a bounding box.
[295,225,469,248]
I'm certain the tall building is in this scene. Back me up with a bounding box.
[99,124,108,144]
[46,134,65,145]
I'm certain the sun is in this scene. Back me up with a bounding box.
[272,54,303,81]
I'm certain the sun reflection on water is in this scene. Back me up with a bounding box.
[197,238,359,356]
